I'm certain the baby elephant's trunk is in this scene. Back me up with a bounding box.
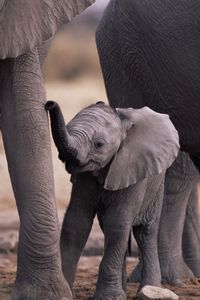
[45,101,77,162]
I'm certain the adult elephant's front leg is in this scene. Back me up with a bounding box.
[0,52,71,300]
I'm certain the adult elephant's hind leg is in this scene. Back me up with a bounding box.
[158,152,198,286]
[0,53,71,300]
[182,185,200,277]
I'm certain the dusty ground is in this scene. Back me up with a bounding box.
[1,254,200,300]
[0,211,200,300]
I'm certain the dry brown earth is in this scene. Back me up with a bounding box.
[0,210,200,300]
[0,254,200,300]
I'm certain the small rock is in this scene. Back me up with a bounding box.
[137,285,179,300]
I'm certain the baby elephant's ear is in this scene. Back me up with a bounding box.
[104,107,180,191]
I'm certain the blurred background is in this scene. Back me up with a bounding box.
[0,1,110,211]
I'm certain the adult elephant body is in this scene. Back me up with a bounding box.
[96,0,200,285]
[96,0,200,162]
[0,1,95,299]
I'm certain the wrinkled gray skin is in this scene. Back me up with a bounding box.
[96,0,200,286]
[129,153,200,286]
[0,1,95,299]
[46,100,179,300]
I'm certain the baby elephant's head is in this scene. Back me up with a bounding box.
[46,101,180,190]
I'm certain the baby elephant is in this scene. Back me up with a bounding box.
[46,101,179,300]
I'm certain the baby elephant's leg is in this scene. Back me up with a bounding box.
[130,221,161,286]
[130,176,164,287]
[60,173,99,290]
[95,183,146,300]
[129,251,142,283]
[133,180,179,300]
[98,212,128,293]
[133,224,161,288]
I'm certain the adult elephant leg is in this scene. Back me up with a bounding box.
[158,151,198,286]
[61,173,98,290]
[182,185,200,277]
[0,51,71,300]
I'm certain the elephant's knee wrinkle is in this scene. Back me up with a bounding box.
[98,264,123,282]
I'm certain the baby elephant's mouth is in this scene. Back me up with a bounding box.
[65,163,77,174]
[65,159,101,174]
[65,160,88,174]
[64,157,81,174]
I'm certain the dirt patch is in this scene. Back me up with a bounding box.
[0,254,200,300]
[0,212,199,299]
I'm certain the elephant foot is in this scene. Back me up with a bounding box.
[128,261,142,283]
[184,258,200,278]
[137,285,179,300]
[12,273,72,300]
[160,254,194,286]
[94,290,126,300]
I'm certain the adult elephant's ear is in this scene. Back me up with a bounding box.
[104,107,180,191]
[0,0,95,58]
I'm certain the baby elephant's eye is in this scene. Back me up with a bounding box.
[94,141,104,149]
